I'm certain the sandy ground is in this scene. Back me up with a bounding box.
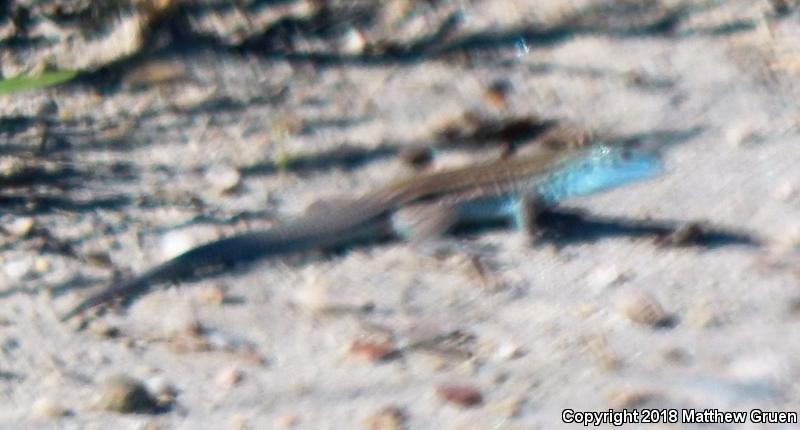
[1,0,800,428]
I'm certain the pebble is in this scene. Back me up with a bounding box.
[608,388,659,409]
[196,284,229,305]
[87,319,121,338]
[493,342,525,361]
[484,79,513,109]
[0,157,25,177]
[662,347,692,365]
[3,259,31,280]
[615,290,673,328]
[6,217,34,237]
[293,274,330,314]
[726,352,788,385]
[341,27,367,54]
[205,164,241,194]
[146,376,178,405]
[349,339,397,362]
[160,229,201,260]
[724,122,761,147]
[274,413,299,428]
[215,366,244,389]
[30,396,67,420]
[168,321,211,353]
[95,375,163,414]
[436,383,483,408]
[33,257,50,273]
[484,395,525,419]
[295,273,373,316]
[587,265,627,292]
[229,413,247,430]
[685,306,724,329]
[573,302,596,319]
[363,405,406,430]
[585,333,621,371]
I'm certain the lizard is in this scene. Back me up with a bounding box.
[60,142,663,322]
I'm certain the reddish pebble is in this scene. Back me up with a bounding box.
[349,339,396,362]
[436,383,483,407]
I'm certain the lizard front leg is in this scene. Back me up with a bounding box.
[512,194,547,244]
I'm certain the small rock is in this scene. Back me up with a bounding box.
[587,265,627,291]
[484,79,513,109]
[7,217,34,237]
[229,413,247,430]
[294,274,373,316]
[215,366,243,389]
[196,284,229,305]
[274,413,299,428]
[4,259,31,280]
[585,333,621,371]
[205,164,241,194]
[616,290,674,328]
[485,395,525,419]
[349,339,397,362]
[727,352,788,385]
[169,321,211,353]
[31,396,67,420]
[33,257,50,273]
[160,229,201,260]
[608,388,659,409]
[724,123,761,147]
[363,405,406,430]
[341,27,367,54]
[662,347,692,365]
[436,383,483,408]
[146,376,178,406]
[573,302,596,319]
[0,157,25,177]
[685,306,724,329]
[493,342,525,360]
[87,320,121,338]
[95,375,163,414]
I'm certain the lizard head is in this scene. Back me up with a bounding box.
[537,143,663,204]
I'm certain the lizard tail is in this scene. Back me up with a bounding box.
[60,217,393,322]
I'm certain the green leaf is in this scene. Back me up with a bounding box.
[0,70,79,95]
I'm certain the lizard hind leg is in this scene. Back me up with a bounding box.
[512,194,546,244]
[391,202,459,242]
[391,202,461,257]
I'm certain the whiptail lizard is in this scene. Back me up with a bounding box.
[61,143,662,321]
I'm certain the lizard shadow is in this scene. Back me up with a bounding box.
[453,207,761,249]
[45,206,758,315]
